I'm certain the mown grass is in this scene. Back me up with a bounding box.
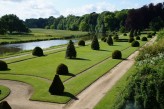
[0,34,150,103]
[0,29,88,44]
[0,85,10,101]
[94,66,136,109]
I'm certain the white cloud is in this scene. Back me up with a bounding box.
[0,0,60,20]
[62,1,116,16]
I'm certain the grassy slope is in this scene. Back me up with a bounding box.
[0,85,10,101]
[0,35,149,103]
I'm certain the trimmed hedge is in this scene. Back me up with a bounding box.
[136,36,140,40]
[142,37,148,41]
[131,41,140,47]
[32,46,44,56]
[112,50,122,59]
[0,101,12,109]
[0,60,8,71]
[49,75,64,95]
[56,63,69,75]
[78,40,85,46]
[128,37,135,43]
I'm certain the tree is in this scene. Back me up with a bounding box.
[49,75,64,95]
[107,35,113,46]
[91,35,100,50]
[149,16,164,31]
[1,14,30,34]
[65,40,77,59]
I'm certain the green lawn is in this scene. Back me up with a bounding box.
[0,34,150,103]
[0,85,10,101]
[0,29,88,44]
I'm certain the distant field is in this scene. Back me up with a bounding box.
[0,29,88,44]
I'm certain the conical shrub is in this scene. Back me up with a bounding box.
[32,46,44,56]
[0,101,12,109]
[65,40,76,59]
[56,63,69,75]
[0,60,8,71]
[91,35,100,50]
[107,35,113,46]
[49,75,64,95]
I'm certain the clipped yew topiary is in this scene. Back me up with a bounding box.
[91,35,100,50]
[65,40,77,59]
[78,40,85,46]
[129,29,134,37]
[32,46,44,56]
[0,101,12,109]
[131,41,140,47]
[142,37,148,41]
[56,63,69,75]
[112,50,122,59]
[147,34,152,38]
[49,75,64,95]
[0,60,8,71]
[136,36,140,40]
[128,37,135,43]
[107,35,113,46]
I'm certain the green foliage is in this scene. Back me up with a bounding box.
[128,37,135,43]
[113,35,119,41]
[65,40,77,59]
[56,64,69,75]
[123,33,127,36]
[131,41,140,47]
[129,29,134,37]
[134,29,138,36]
[141,37,148,41]
[157,29,164,41]
[32,47,44,56]
[49,75,64,95]
[0,101,12,109]
[78,40,85,46]
[112,50,122,59]
[119,26,126,33]
[149,16,164,31]
[136,36,140,40]
[45,26,50,29]
[91,35,100,50]
[107,35,113,46]
[0,60,8,71]
[147,33,152,38]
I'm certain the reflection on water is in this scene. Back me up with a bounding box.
[0,40,76,54]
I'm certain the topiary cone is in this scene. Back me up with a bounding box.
[49,75,64,95]
[0,101,12,109]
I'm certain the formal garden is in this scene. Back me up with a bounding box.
[0,30,153,103]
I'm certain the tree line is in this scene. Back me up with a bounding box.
[25,2,164,33]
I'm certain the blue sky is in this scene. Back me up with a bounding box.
[0,0,163,20]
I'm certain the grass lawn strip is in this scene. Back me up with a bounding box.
[0,85,10,101]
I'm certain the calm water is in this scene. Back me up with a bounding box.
[0,40,76,54]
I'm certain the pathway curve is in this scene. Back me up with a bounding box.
[0,37,156,109]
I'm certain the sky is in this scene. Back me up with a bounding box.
[0,0,163,20]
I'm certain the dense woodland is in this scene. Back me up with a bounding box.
[25,2,164,32]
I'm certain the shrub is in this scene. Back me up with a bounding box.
[91,35,100,50]
[78,40,85,46]
[136,36,140,40]
[49,75,64,95]
[56,63,69,75]
[123,33,127,36]
[129,29,134,37]
[129,37,135,43]
[0,60,8,71]
[107,35,113,46]
[32,46,44,56]
[112,50,122,59]
[113,35,119,41]
[142,37,148,41]
[147,34,152,38]
[0,101,12,109]
[131,41,140,47]
[65,40,77,59]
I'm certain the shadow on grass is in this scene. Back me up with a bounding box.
[71,58,90,61]
[59,73,76,77]
[115,39,128,42]
[99,49,110,52]
[0,68,11,71]
[62,92,79,100]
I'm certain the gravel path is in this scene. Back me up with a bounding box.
[0,37,156,109]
